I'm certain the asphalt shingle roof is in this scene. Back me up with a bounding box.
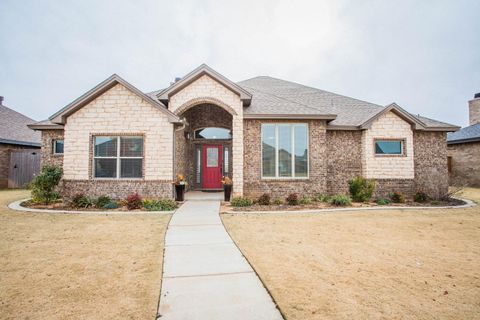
[0,103,40,146]
[447,123,480,144]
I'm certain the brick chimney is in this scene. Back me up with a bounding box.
[0,96,4,105]
[469,93,480,125]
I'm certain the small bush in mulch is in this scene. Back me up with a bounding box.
[390,191,405,203]
[299,196,313,205]
[375,198,391,205]
[231,197,253,207]
[142,199,178,211]
[257,193,271,206]
[272,198,283,205]
[71,193,94,208]
[286,193,299,206]
[414,192,429,203]
[349,176,375,202]
[103,202,119,209]
[315,193,331,203]
[95,196,111,208]
[329,194,352,206]
[126,193,142,210]
[29,165,63,204]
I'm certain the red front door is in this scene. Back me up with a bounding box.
[202,145,223,189]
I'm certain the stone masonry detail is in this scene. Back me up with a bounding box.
[40,129,64,168]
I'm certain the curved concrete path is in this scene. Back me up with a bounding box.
[158,200,283,320]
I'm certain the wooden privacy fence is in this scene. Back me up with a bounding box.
[8,149,41,188]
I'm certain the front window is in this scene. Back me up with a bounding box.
[53,139,64,154]
[261,123,308,178]
[93,136,143,178]
[375,140,404,155]
[194,127,231,140]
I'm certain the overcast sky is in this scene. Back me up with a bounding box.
[1,0,479,126]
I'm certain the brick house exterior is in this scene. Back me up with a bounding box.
[29,64,459,200]
[447,93,480,187]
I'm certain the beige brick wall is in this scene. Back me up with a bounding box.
[168,75,244,195]
[63,83,174,180]
[362,111,414,179]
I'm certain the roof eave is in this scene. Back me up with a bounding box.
[27,123,65,130]
[0,138,41,147]
[49,74,181,124]
[156,64,252,106]
[243,114,337,120]
[447,137,480,144]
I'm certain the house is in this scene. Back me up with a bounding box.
[0,96,41,188]
[28,64,459,200]
[447,93,480,187]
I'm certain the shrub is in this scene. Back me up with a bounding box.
[414,192,428,203]
[431,200,440,205]
[231,197,253,207]
[95,195,111,208]
[348,176,375,202]
[315,193,331,203]
[286,193,299,206]
[71,193,94,208]
[126,193,142,210]
[142,199,178,211]
[272,198,283,205]
[29,165,63,204]
[375,198,390,205]
[257,193,271,205]
[299,196,312,205]
[103,202,119,209]
[329,194,352,206]
[390,191,405,203]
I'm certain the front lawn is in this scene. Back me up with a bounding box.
[222,188,480,319]
[0,189,171,320]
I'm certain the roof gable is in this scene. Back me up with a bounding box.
[156,64,252,106]
[360,103,426,130]
[49,74,181,124]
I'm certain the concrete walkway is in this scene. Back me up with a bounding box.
[158,200,283,320]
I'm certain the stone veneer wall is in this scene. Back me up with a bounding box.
[362,111,414,179]
[448,141,480,187]
[40,129,64,168]
[168,75,244,195]
[243,119,327,199]
[414,131,449,198]
[326,130,363,194]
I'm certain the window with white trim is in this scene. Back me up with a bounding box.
[53,139,64,154]
[93,136,143,178]
[261,123,308,178]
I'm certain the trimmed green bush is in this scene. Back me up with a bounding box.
[314,193,331,203]
[286,193,299,206]
[29,165,62,204]
[95,195,111,208]
[330,194,352,206]
[103,202,119,209]
[348,176,375,202]
[257,193,271,205]
[272,198,283,205]
[299,196,312,205]
[231,197,253,207]
[414,192,428,203]
[375,198,390,205]
[390,191,405,203]
[142,199,178,211]
[71,193,94,208]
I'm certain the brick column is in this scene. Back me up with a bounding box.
[232,103,244,196]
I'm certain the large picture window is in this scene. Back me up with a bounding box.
[93,136,143,178]
[375,139,404,155]
[261,123,308,178]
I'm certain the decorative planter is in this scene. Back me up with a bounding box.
[223,185,232,202]
[175,184,185,201]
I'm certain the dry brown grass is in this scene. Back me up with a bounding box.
[222,189,480,320]
[0,189,170,320]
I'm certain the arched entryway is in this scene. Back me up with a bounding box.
[175,103,233,191]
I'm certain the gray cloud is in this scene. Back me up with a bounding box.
[1,0,478,126]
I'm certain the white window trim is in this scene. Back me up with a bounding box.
[93,136,143,180]
[261,123,309,179]
[52,139,64,155]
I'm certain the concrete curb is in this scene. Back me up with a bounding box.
[224,197,476,215]
[7,198,175,215]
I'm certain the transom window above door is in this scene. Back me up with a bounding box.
[194,127,231,140]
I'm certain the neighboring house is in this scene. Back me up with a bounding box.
[29,64,459,200]
[0,96,41,188]
[447,93,480,187]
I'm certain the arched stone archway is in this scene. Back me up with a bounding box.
[175,97,238,117]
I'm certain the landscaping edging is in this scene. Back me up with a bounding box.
[224,197,476,214]
[8,199,176,215]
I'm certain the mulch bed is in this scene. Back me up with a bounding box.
[20,200,178,212]
[222,198,465,213]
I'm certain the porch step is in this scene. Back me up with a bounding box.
[185,191,224,201]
